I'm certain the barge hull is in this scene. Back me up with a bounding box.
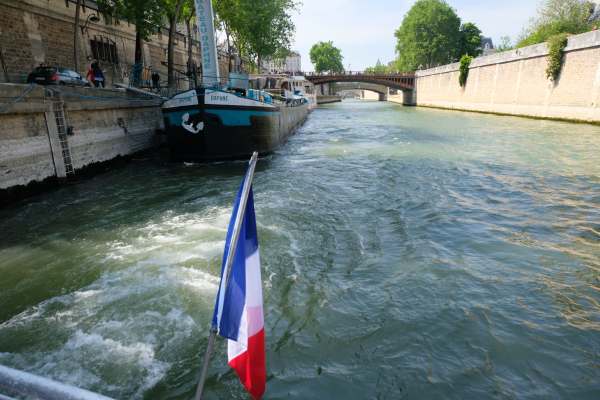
[164,104,308,162]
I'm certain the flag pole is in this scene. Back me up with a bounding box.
[194,151,259,400]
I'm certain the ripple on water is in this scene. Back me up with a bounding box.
[0,101,599,399]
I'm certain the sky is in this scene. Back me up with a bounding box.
[291,0,541,71]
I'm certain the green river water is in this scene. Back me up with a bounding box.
[0,100,599,399]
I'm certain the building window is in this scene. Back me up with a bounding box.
[90,36,119,64]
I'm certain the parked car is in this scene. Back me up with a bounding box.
[27,66,91,87]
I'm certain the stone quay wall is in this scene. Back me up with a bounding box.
[0,0,201,88]
[413,30,600,123]
[0,84,163,202]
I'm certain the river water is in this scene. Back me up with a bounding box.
[1,100,599,399]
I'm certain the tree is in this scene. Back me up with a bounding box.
[365,59,390,74]
[517,0,594,47]
[459,22,483,57]
[97,0,164,65]
[496,36,513,52]
[181,0,197,86]
[214,0,246,72]
[73,0,82,73]
[213,0,237,73]
[241,0,297,70]
[164,0,187,88]
[395,0,462,71]
[309,41,344,73]
[213,0,297,72]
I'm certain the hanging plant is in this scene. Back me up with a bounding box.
[546,33,569,82]
[459,55,473,87]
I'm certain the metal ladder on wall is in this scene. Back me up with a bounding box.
[52,101,75,177]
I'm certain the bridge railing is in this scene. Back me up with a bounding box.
[303,71,415,77]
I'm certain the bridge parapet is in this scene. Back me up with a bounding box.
[305,71,415,91]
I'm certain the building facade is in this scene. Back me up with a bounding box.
[0,0,213,89]
[481,37,495,56]
[263,51,302,74]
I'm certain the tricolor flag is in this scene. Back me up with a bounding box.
[212,182,266,400]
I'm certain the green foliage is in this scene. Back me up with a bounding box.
[496,36,513,52]
[365,59,391,74]
[163,0,187,87]
[546,33,569,81]
[459,22,483,57]
[459,54,472,87]
[517,0,593,47]
[213,0,297,69]
[96,0,165,40]
[181,0,195,21]
[395,0,462,71]
[309,41,344,73]
[163,0,186,20]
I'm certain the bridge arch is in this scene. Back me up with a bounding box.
[305,72,416,105]
[305,72,415,91]
[333,82,389,101]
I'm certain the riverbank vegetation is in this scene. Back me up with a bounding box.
[546,33,569,81]
[214,0,298,72]
[394,0,483,71]
[364,60,397,74]
[309,41,344,73]
[96,0,298,83]
[517,0,596,47]
[458,55,472,87]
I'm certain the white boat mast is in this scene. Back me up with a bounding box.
[194,0,220,87]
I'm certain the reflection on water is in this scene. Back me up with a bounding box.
[0,101,599,399]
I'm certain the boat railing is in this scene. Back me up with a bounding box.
[0,364,113,400]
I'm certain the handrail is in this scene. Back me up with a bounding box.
[0,364,114,400]
[304,71,416,76]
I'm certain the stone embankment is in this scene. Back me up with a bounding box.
[411,30,600,123]
[317,95,342,104]
[0,84,163,204]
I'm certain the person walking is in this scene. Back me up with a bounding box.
[86,59,95,87]
[151,71,161,92]
[92,60,105,88]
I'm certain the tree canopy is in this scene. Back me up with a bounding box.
[97,0,164,41]
[395,0,461,70]
[517,0,595,47]
[213,0,297,70]
[365,59,392,74]
[97,0,165,65]
[394,0,483,71]
[496,36,513,52]
[459,22,483,57]
[309,41,344,73]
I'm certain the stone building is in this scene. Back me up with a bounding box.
[590,0,600,22]
[481,37,495,56]
[0,0,212,89]
[263,51,302,74]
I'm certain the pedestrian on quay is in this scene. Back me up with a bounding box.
[151,71,161,92]
[92,60,105,88]
[86,58,95,87]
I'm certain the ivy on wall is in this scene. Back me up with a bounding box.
[546,33,569,82]
[459,55,473,87]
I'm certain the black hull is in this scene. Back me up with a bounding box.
[163,103,309,162]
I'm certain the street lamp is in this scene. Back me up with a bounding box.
[80,14,100,34]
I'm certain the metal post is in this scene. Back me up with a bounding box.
[194,151,259,400]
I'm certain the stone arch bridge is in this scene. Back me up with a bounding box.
[332,82,391,101]
[305,72,416,105]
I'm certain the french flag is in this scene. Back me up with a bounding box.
[212,184,266,400]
